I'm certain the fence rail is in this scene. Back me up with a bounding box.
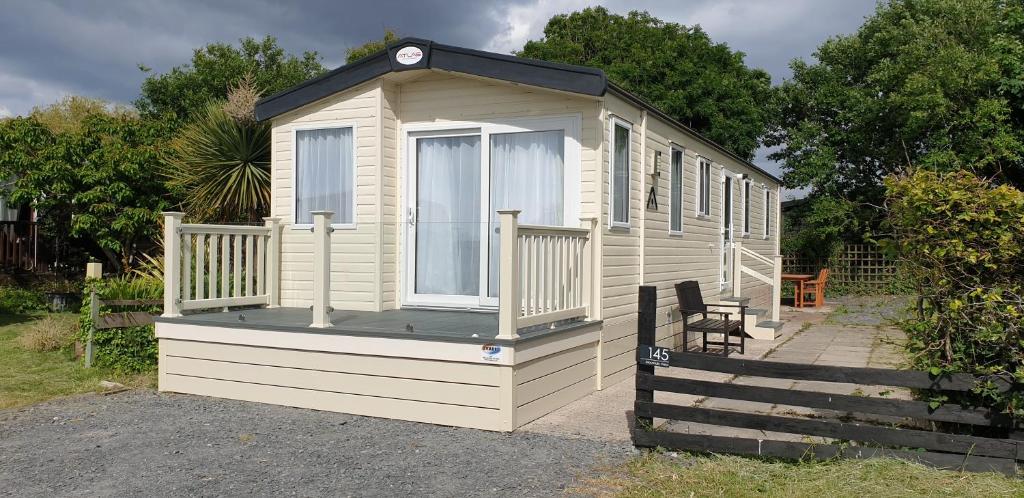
[632,285,1020,475]
[783,244,896,291]
[496,211,596,339]
[162,213,281,317]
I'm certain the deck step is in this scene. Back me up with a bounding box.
[755,320,785,331]
[717,296,751,306]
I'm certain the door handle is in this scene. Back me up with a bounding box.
[407,208,416,226]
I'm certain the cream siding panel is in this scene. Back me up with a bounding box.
[596,94,783,385]
[380,81,400,309]
[270,82,381,310]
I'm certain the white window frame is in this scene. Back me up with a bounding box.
[291,121,358,230]
[669,144,685,236]
[608,116,632,229]
[696,156,712,218]
[741,178,752,236]
[763,186,772,240]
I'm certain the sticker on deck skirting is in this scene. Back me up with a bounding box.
[481,343,503,362]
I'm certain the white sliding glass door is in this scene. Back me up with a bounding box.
[404,117,579,309]
[488,130,565,298]
[409,133,484,306]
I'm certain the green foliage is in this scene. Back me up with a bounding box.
[136,36,326,125]
[165,102,271,223]
[770,0,1024,203]
[346,30,399,63]
[781,196,857,262]
[78,276,162,373]
[519,7,773,160]
[0,287,47,314]
[0,112,174,271]
[29,96,132,135]
[884,170,1024,413]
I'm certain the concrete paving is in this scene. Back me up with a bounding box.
[520,296,911,443]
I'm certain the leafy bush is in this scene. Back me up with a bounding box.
[0,286,48,314]
[78,276,162,373]
[18,315,79,352]
[884,170,1024,413]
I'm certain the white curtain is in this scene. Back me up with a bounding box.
[612,124,630,224]
[415,135,481,296]
[295,127,354,225]
[488,130,564,297]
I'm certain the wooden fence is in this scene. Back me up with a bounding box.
[0,221,38,271]
[632,285,1021,475]
[783,244,896,291]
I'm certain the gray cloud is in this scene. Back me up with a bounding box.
[0,0,879,191]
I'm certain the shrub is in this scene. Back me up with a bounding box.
[884,170,1024,414]
[78,276,162,373]
[0,286,48,314]
[18,315,79,352]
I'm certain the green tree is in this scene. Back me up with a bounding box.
[346,30,399,63]
[135,36,326,124]
[0,109,173,272]
[769,0,1024,211]
[165,76,271,223]
[519,7,774,160]
[29,95,132,134]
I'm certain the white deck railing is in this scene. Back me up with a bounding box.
[161,212,281,317]
[731,241,782,322]
[496,210,597,339]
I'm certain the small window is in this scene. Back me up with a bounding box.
[764,188,772,239]
[610,119,631,227]
[295,126,355,225]
[697,157,711,216]
[742,179,751,235]
[670,147,684,233]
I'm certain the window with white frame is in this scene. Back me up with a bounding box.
[670,146,684,233]
[295,126,355,226]
[742,178,751,235]
[697,156,711,216]
[610,118,631,227]
[764,188,772,239]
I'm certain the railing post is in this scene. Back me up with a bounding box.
[772,254,782,322]
[310,211,334,328]
[580,217,598,319]
[263,217,282,308]
[731,241,742,298]
[497,209,521,340]
[161,212,184,318]
[636,285,657,429]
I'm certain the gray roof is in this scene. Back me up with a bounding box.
[254,37,780,184]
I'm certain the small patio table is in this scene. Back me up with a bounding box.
[781,273,814,307]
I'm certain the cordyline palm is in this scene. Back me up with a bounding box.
[166,102,270,223]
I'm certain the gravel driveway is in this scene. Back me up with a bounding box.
[0,391,631,497]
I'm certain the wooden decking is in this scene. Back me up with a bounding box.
[158,307,592,345]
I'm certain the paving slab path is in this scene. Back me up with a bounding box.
[668,295,912,439]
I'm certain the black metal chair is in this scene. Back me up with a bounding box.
[674,280,746,356]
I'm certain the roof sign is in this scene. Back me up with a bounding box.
[395,46,423,65]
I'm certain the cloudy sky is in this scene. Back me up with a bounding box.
[0,0,878,184]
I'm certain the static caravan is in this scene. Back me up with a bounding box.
[155,38,784,431]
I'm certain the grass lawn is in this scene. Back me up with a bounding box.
[578,453,1024,497]
[0,313,154,410]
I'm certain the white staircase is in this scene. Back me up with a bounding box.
[716,241,786,340]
